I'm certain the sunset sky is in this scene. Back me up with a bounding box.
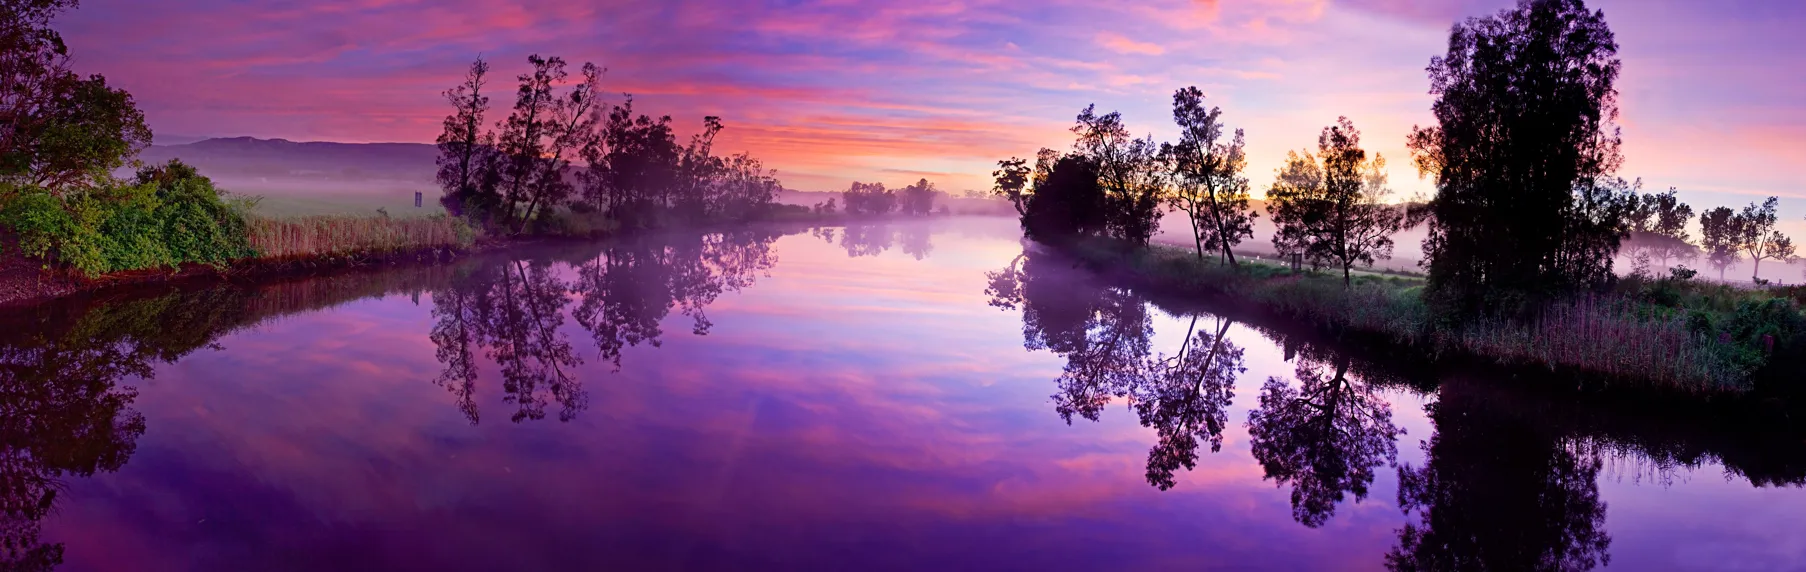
[57,0,1806,216]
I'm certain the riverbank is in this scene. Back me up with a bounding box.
[1054,238,1804,393]
[0,208,961,308]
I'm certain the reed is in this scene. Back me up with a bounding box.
[246,215,475,261]
[1066,239,1774,391]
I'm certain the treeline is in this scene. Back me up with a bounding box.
[994,0,1800,311]
[433,55,786,235]
[991,0,1805,387]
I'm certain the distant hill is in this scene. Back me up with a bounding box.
[136,137,439,195]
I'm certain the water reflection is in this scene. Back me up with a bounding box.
[1387,378,1612,571]
[1247,346,1401,528]
[429,230,780,424]
[0,223,1800,569]
[986,251,1242,490]
[430,259,583,424]
[815,221,934,260]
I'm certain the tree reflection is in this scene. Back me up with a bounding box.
[0,291,263,570]
[1386,379,1611,572]
[813,221,934,260]
[1246,347,1401,527]
[987,252,1241,490]
[429,230,777,424]
[1135,315,1243,490]
[430,259,583,424]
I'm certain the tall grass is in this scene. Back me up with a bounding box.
[1069,239,1766,391]
[247,215,475,261]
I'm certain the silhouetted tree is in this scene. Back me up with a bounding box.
[518,62,602,233]
[493,55,569,232]
[991,157,1032,216]
[1734,197,1794,282]
[434,57,498,220]
[1622,187,1696,270]
[584,96,678,226]
[842,181,897,216]
[1699,206,1741,281]
[1408,0,1633,316]
[1247,349,1401,527]
[1266,117,1404,285]
[1019,153,1105,242]
[899,178,937,216]
[1073,105,1163,245]
[1163,87,1256,265]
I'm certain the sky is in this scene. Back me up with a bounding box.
[55,0,1806,217]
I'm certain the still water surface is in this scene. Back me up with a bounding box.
[6,217,1805,570]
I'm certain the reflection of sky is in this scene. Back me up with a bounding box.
[44,219,1806,570]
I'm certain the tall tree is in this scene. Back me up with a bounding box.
[899,178,937,216]
[1407,0,1632,316]
[1734,197,1794,282]
[1698,206,1741,281]
[1164,87,1256,266]
[494,55,567,232]
[435,56,495,219]
[1266,118,1404,285]
[1073,105,1163,246]
[0,0,79,173]
[517,61,602,233]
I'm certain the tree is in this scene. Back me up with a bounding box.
[1265,118,1404,285]
[1623,187,1696,269]
[992,157,1031,216]
[492,55,568,232]
[1019,153,1105,242]
[1735,197,1794,282]
[1073,105,1163,246]
[13,73,149,192]
[1699,206,1742,281]
[899,178,937,216]
[517,61,602,233]
[435,57,495,220]
[0,0,80,173]
[1407,0,1632,316]
[841,181,896,216]
[584,96,679,227]
[1163,87,1256,266]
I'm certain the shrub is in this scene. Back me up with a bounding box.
[0,161,253,276]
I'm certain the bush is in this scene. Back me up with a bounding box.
[0,161,253,276]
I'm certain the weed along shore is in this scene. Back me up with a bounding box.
[1049,238,1802,394]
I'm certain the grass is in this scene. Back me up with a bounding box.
[247,215,475,261]
[1065,240,1800,392]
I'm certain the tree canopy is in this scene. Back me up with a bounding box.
[1408,0,1633,316]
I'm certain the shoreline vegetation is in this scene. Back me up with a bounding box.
[984,1,1805,394]
[1051,237,1802,392]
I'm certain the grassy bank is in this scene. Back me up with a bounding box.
[1063,240,1802,392]
[246,215,476,261]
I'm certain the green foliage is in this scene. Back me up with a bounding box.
[1,161,253,276]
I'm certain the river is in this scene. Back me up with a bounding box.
[2,217,1801,570]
